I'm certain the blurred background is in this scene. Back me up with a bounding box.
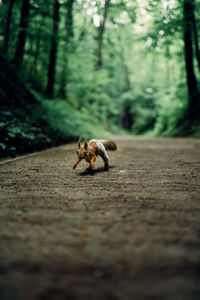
[0,0,200,158]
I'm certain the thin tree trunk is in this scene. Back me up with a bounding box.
[46,0,60,98]
[117,35,131,91]
[165,43,170,85]
[59,0,74,99]
[66,0,74,39]
[3,0,15,55]
[14,0,30,66]
[32,12,47,75]
[95,0,111,70]
[192,12,200,73]
[183,0,199,122]
[33,20,44,71]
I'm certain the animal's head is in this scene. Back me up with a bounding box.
[77,137,88,159]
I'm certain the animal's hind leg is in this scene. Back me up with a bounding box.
[100,151,109,170]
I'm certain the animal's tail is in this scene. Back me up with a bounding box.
[101,140,117,151]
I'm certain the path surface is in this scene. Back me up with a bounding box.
[0,136,200,300]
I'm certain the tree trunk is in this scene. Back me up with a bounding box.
[95,0,111,70]
[117,35,131,91]
[66,0,74,39]
[3,0,15,55]
[46,0,60,98]
[192,11,200,73]
[33,19,44,72]
[59,0,75,99]
[183,0,199,122]
[14,0,30,66]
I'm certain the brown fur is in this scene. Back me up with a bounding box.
[101,140,117,151]
[73,139,117,171]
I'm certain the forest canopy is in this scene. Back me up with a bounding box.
[0,0,200,157]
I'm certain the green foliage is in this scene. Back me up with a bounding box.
[0,0,200,159]
[151,85,188,136]
[40,96,109,139]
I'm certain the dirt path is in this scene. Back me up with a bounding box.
[0,136,200,300]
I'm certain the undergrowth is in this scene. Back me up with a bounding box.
[0,55,109,159]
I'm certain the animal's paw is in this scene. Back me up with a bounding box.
[86,167,92,171]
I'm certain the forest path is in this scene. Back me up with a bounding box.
[0,136,200,300]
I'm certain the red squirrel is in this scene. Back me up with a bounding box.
[73,138,117,171]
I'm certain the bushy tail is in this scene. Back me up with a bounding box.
[101,140,117,151]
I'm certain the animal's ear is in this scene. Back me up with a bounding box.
[84,139,88,150]
[78,136,82,148]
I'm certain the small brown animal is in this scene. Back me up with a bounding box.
[73,138,117,171]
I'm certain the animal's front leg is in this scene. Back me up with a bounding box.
[73,158,81,169]
[87,154,96,170]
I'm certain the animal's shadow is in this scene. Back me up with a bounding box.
[78,165,116,176]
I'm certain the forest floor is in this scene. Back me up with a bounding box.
[0,136,200,300]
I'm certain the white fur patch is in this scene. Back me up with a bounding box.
[90,139,109,159]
